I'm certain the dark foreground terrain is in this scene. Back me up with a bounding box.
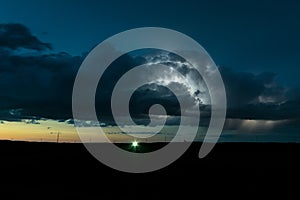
[0,141,299,198]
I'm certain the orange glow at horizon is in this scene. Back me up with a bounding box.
[0,120,79,142]
[0,120,174,143]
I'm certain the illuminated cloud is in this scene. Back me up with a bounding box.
[0,23,300,137]
[225,118,291,133]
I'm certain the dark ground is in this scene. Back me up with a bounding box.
[0,141,299,198]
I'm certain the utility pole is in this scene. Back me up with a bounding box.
[50,131,61,143]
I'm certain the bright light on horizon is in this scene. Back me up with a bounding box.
[132,140,139,147]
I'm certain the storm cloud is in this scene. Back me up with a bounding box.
[0,24,82,121]
[0,23,299,129]
[0,23,51,51]
[0,51,82,120]
[219,67,300,120]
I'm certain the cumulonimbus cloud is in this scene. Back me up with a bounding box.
[0,23,299,130]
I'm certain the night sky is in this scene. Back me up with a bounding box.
[0,0,300,142]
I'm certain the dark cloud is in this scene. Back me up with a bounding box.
[0,23,79,122]
[130,84,181,116]
[0,23,51,51]
[227,100,300,120]
[219,67,300,120]
[2,52,82,119]
[0,23,299,128]
[95,52,146,121]
[0,24,83,121]
[0,109,23,122]
[286,87,300,100]
[220,68,283,107]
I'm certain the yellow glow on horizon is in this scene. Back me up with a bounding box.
[0,120,79,142]
[0,119,222,143]
[0,120,169,143]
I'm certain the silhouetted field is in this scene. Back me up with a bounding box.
[0,140,299,198]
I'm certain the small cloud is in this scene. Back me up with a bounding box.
[23,119,40,124]
[100,122,107,127]
[65,119,74,124]
[9,108,23,116]
[69,119,107,127]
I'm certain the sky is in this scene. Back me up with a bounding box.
[0,0,300,142]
